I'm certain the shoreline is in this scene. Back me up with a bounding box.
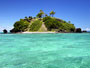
[1,32,90,34]
[19,32,89,34]
[22,32,57,34]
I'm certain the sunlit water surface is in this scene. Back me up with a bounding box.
[0,33,90,68]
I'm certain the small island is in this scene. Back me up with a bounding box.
[10,10,82,33]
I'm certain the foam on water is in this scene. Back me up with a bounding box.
[0,33,90,68]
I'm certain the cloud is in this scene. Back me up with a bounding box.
[0,26,3,31]
[83,28,90,31]
[0,26,13,32]
[6,26,13,31]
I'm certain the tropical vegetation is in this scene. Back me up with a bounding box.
[10,10,76,33]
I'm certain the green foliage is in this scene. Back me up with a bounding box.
[36,10,44,18]
[29,16,33,20]
[55,18,65,23]
[33,17,36,19]
[36,13,42,18]
[30,20,42,31]
[14,20,29,32]
[40,10,44,14]
[11,10,76,33]
[44,16,75,32]
[45,14,48,17]
[43,16,52,22]
[63,21,67,23]
[44,17,62,31]
[59,23,75,32]
[68,21,71,23]
[50,11,55,17]
[20,19,24,21]
[25,16,28,19]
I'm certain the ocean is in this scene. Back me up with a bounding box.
[0,33,90,68]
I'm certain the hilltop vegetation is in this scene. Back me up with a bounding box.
[10,10,76,33]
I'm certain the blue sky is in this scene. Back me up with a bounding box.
[0,0,90,31]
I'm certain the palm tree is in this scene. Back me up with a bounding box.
[29,16,32,20]
[40,10,44,14]
[36,13,42,18]
[50,11,55,17]
[68,21,71,23]
[40,10,44,18]
[36,10,45,18]
[24,16,28,21]
[25,16,28,19]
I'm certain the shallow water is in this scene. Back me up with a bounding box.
[0,33,90,68]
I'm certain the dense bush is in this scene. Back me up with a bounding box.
[59,23,75,32]
[43,16,52,22]
[29,16,33,20]
[55,18,65,23]
[44,18,62,31]
[69,24,75,32]
[44,16,75,32]
[14,20,29,32]
[30,20,42,31]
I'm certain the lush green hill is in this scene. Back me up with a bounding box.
[10,10,76,33]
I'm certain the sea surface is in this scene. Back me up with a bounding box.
[0,33,90,68]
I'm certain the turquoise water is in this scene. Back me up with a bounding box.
[0,33,90,68]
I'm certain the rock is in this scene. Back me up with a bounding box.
[10,28,17,33]
[82,30,87,33]
[57,29,67,33]
[75,28,82,33]
[3,29,8,34]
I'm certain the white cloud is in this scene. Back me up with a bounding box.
[83,28,90,31]
[0,26,13,32]
[6,26,13,31]
[0,26,3,31]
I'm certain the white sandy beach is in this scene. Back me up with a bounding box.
[22,32,57,34]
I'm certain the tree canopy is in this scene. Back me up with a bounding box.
[13,20,29,32]
[36,10,45,18]
[50,11,55,17]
